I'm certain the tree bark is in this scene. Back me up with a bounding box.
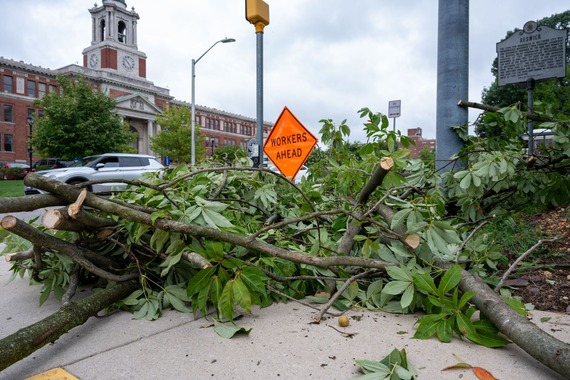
[337,157,394,255]
[0,280,139,371]
[440,262,570,379]
[0,194,66,213]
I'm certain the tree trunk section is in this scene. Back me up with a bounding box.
[450,264,570,378]
[0,280,139,371]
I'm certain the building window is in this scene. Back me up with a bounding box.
[3,75,13,93]
[27,80,37,98]
[3,134,13,151]
[38,83,47,98]
[3,105,13,122]
[205,117,211,129]
[49,84,57,94]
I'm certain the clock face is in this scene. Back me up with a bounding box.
[89,53,98,68]
[122,55,135,71]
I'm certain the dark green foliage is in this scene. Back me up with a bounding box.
[32,75,136,159]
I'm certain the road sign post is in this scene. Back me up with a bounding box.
[264,106,317,182]
[388,100,401,132]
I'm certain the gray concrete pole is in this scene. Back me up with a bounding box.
[435,0,469,172]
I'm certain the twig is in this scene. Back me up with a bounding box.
[62,265,80,305]
[266,285,342,316]
[454,220,489,261]
[494,237,560,292]
[311,270,377,324]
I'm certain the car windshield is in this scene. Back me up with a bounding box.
[68,155,102,168]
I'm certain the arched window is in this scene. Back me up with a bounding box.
[118,21,127,43]
[99,19,106,41]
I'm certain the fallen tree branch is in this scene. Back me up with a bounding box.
[1,215,137,282]
[439,262,570,378]
[337,157,395,255]
[457,99,566,123]
[0,279,139,371]
[24,174,396,271]
[181,251,212,269]
[0,194,66,214]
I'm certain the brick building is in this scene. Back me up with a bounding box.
[407,127,436,158]
[0,0,270,166]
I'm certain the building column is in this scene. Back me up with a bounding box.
[147,119,154,155]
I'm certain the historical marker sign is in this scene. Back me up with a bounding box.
[497,21,567,86]
[264,106,317,181]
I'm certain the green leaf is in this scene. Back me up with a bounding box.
[354,360,390,376]
[386,266,413,282]
[436,317,453,342]
[164,291,192,313]
[213,319,252,339]
[400,283,415,309]
[459,172,472,189]
[413,313,447,339]
[202,208,234,229]
[196,278,213,317]
[455,313,477,338]
[187,266,216,298]
[239,266,269,297]
[382,280,410,295]
[438,265,462,297]
[340,280,360,301]
[391,208,412,230]
[160,251,182,277]
[412,272,438,296]
[232,277,252,313]
[457,291,476,310]
[219,280,234,321]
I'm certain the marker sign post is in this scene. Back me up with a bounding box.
[264,106,317,181]
[497,21,567,153]
[388,100,401,132]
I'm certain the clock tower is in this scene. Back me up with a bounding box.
[82,0,147,78]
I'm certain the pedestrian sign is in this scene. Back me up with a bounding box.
[264,106,317,181]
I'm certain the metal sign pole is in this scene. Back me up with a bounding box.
[527,78,535,154]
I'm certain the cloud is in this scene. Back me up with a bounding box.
[2,0,568,142]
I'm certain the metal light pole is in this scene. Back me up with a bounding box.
[245,0,269,167]
[191,37,235,165]
[27,115,34,169]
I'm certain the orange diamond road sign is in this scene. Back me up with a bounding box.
[264,106,318,181]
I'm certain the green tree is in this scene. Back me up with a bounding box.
[32,75,135,160]
[481,11,570,119]
[150,104,204,163]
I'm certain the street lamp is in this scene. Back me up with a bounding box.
[27,115,34,169]
[207,136,217,157]
[191,37,236,165]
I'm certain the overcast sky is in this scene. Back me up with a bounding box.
[1,1,568,141]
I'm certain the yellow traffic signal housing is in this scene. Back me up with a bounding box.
[245,0,270,26]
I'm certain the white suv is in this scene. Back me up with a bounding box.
[25,153,164,195]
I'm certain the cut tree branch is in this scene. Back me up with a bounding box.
[0,280,139,371]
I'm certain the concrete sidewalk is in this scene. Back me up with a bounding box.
[0,256,569,379]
